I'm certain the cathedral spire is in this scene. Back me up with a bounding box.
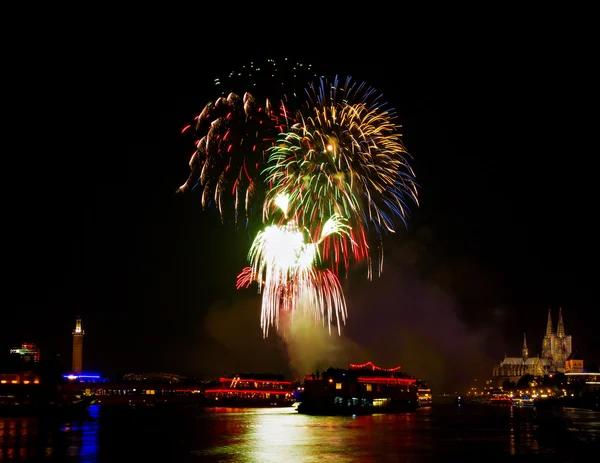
[545,309,553,336]
[522,332,528,363]
[556,307,565,337]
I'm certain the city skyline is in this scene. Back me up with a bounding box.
[3,28,597,394]
[1,306,597,384]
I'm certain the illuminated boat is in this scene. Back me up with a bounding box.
[490,392,514,405]
[297,361,419,416]
[513,396,535,407]
[203,373,296,407]
[416,381,433,406]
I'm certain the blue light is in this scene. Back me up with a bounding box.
[62,373,102,381]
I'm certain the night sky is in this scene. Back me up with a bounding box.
[4,21,597,393]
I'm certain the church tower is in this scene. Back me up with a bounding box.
[553,307,572,372]
[72,317,85,373]
[556,307,565,337]
[522,332,528,363]
[541,309,553,360]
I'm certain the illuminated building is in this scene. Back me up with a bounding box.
[2,343,42,387]
[493,308,573,386]
[565,354,584,373]
[72,316,84,373]
[122,372,184,383]
[9,343,40,362]
[0,371,40,385]
[565,372,600,392]
[61,376,205,405]
[541,307,572,369]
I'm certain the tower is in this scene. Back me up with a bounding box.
[521,332,528,363]
[72,317,84,373]
[541,309,553,360]
[553,307,572,372]
[556,307,565,338]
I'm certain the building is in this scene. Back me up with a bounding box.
[0,371,40,386]
[565,354,584,373]
[2,344,41,388]
[540,307,572,368]
[565,372,600,393]
[122,372,184,383]
[9,343,40,363]
[72,317,84,373]
[493,308,573,386]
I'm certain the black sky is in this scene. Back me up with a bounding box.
[4,18,598,392]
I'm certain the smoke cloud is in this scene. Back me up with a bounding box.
[191,227,503,395]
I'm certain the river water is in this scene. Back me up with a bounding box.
[0,402,593,462]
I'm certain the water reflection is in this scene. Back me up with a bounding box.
[64,404,100,462]
[0,404,100,462]
[508,402,544,455]
[0,417,38,461]
[191,405,576,462]
[1,403,594,461]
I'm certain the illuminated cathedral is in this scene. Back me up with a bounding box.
[493,308,573,386]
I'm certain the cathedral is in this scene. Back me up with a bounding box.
[493,308,573,386]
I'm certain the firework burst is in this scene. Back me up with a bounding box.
[177,58,322,227]
[176,91,277,226]
[263,76,419,278]
[237,194,350,337]
[178,65,419,337]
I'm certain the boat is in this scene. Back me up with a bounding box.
[202,373,296,407]
[513,395,535,407]
[416,381,433,406]
[469,396,492,404]
[297,361,419,416]
[490,391,514,405]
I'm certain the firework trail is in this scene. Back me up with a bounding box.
[178,59,418,336]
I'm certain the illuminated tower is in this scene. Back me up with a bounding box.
[556,307,565,338]
[72,317,84,373]
[521,333,528,363]
[541,309,553,360]
[553,307,572,372]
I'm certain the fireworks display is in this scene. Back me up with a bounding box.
[177,59,321,227]
[264,76,418,279]
[236,194,350,337]
[178,59,418,337]
[176,91,275,226]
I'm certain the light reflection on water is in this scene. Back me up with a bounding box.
[191,405,568,462]
[0,417,38,461]
[64,403,100,462]
[0,404,592,462]
[0,404,99,462]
